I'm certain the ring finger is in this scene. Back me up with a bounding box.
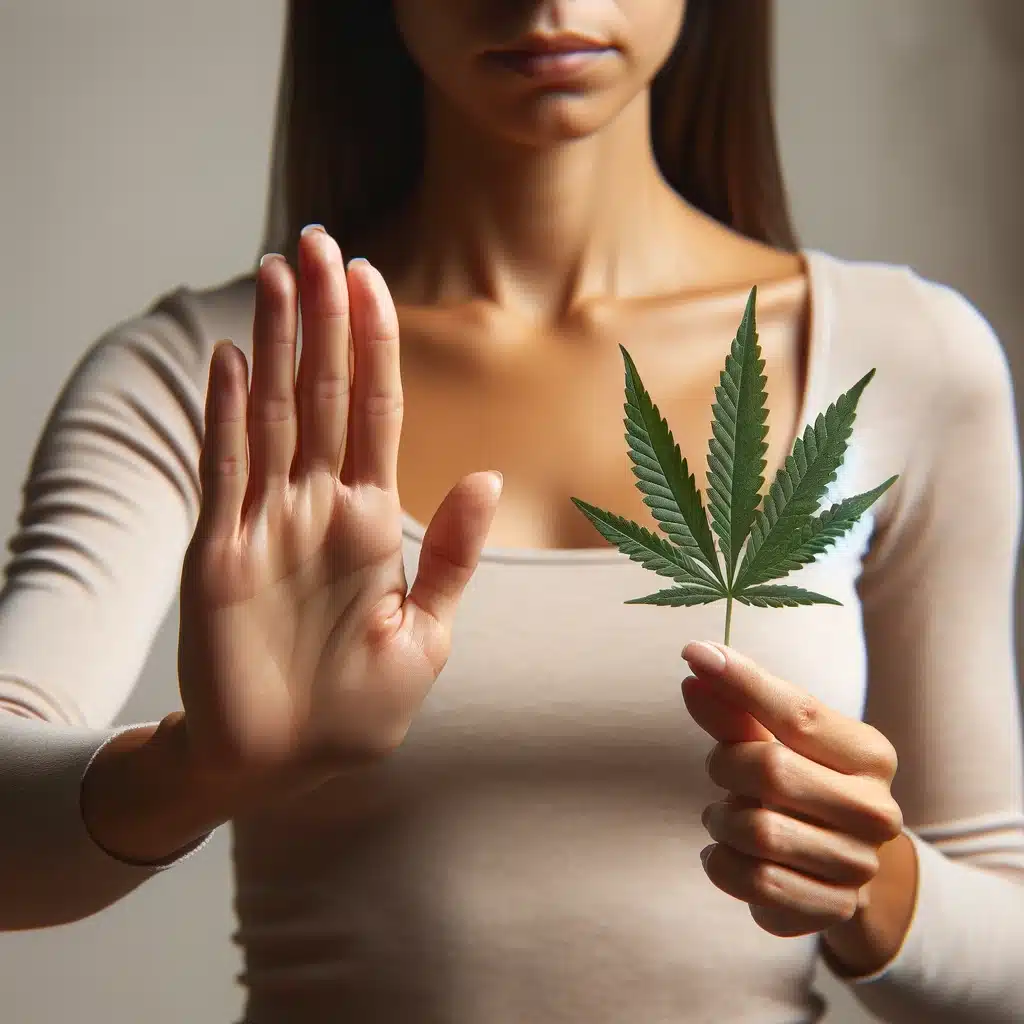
[703,798,880,887]
[247,254,298,496]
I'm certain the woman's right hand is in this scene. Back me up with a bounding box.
[175,227,501,804]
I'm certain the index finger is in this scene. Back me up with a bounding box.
[682,642,897,781]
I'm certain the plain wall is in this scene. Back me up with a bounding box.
[0,2,1020,1021]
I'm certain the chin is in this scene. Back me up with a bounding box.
[475,89,639,149]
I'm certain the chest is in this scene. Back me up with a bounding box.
[395,302,808,549]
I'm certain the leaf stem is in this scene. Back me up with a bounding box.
[724,594,733,647]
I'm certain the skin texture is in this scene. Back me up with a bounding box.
[81,0,917,975]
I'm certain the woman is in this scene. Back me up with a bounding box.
[1,2,1022,1021]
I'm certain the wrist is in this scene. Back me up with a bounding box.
[822,831,919,978]
[80,713,233,865]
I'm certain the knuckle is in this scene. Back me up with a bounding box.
[423,536,475,579]
[750,860,785,901]
[878,798,905,840]
[314,374,350,403]
[363,392,403,418]
[749,810,785,856]
[848,847,881,885]
[866,730,899,778]
[254,395,295,424]
[213,454,245,477]
[839,890,861,922]
[790,696,823,739]
[369,322,399,345]
[268,328,296,350]
[760,743,796,802]
[858,793,904,842]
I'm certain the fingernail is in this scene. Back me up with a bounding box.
[347,257,370,269]
[683,641,727,675]
[701,804,712,828]
[699,844,714,869]
[489,470,503,492]
[704,747,715,774]
[301,223,325,235]
[259,252,284,268]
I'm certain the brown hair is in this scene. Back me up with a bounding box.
[261,0,797,261]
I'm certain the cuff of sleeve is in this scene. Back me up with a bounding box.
[80,722,216,868]
[823,827,1024,1023]
[0,716,213,926]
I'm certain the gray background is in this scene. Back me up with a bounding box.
[0,2,1021,1021]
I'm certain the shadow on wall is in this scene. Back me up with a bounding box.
[976,0,1024,300]
[977,0,1024,58]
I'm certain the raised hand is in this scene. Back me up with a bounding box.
[177,227,502,798]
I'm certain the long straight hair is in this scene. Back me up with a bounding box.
[261,1,797,261]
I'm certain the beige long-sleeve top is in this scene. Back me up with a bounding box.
[1,249,1023,1023]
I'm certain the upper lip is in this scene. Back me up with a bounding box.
[490,32,612,56]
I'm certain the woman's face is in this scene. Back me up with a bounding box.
[392,0,686,146]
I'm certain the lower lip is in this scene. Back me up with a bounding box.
[488,48,615,84]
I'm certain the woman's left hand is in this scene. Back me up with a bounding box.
[681,641,905,939]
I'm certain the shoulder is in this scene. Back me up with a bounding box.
[807,250,1013,427]
[56,272,258,434]
[144,271,257,369]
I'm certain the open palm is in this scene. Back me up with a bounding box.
[176,228,501,792]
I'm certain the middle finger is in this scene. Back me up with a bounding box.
[702,798,880,887]
[707,740,903,845]
[295,224,352,477]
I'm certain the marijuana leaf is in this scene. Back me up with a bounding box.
[735,477,897,589]
[570,286,898,645]
[733,371,888,591]
[733,585,841,608]
[570,498,722,589]
[706,288,769,583]
[619,346,723,585]
[623,585,727,607]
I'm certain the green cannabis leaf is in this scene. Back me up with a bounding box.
[570,286,898,646]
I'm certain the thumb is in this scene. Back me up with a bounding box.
[406,470,502,633]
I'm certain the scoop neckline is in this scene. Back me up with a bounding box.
[400,248,835,566]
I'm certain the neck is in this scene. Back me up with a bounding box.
[393,87,694,323]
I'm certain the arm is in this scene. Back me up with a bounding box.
[0,298,219,929]
[820,282,1024,1022]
